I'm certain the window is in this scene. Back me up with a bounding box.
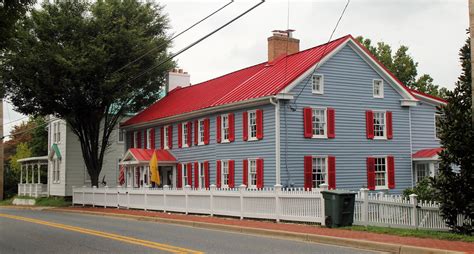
[221,114,229,142]
[117,129,125,143]
[312,108,327,137]
[373,79,384,98]
[133,131,138,148]
[435,114,442,139]
[248,159,257,188]
[52,159,60,183]
[53,121,61,143]
[312,74,324,94]
[146,129,152,149]
[198,119,205,145]
[221,160,229,187]
[312,157,327,188]
[182,164,188,187]
[199,162,205,188]
[415,163,429,183]
[182,123,188,147]
[374,157,387,189]
[248,111,257,140]
[163,125,169,149]
[373,111,386,138]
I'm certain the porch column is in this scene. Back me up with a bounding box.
[37,163,41,184]
[20,164,23,184]
[147,166,151,187]
[31,164,34,185]
[172,165,177,188]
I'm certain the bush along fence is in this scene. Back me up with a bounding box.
[73,185,456,231]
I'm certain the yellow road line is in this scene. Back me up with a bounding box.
[0,213,204,254]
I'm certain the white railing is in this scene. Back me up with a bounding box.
[18,183,48,198]
[72,184,327,225]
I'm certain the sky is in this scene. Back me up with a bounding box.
[2,0,469,137]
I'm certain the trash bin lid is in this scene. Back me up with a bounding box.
[321,190,356,196]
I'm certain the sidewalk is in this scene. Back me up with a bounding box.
[57,206,473,254]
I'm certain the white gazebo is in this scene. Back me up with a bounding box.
[17,156,49,197]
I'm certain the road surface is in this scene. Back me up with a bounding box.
[0,207,378,254]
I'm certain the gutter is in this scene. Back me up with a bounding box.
[269,98,281,185]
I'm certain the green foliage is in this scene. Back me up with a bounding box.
[433,35,473,235]
[35,196,71,207]
[1,0,174,187]
[0,0,35,50]
[27,116,48,156]
[402,178,437,202]
[10,142,31,173]
[355,36,447,99]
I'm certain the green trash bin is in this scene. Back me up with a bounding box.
[321,190,356,228]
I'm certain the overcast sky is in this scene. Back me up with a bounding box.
[2,0,469,137]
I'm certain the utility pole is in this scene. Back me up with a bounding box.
[470,0,474,124]
[0,99,4,200]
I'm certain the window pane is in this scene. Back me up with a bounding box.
[374,157,386,187]
[312,109,326,136]
[373,112,386,137]
[249,112,257,139]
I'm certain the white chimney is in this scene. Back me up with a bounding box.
[166,68,190,94]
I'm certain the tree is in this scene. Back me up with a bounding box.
[10,142,31,173]
[1,0,174,187]
[356,36,447,98]
[0,0,35,50]
[433,36,473,235]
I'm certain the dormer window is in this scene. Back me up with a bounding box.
[373,79,384,98]
[312,74,324,94]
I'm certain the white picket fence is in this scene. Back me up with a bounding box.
[72,185,458,231]
[72,184,327,225]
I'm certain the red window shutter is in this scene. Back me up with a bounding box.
[187,162,193,187]
[130,132,134,148]
[243,159,248,186]
[327,108,336,139]
[303,107,313,138]
[386,111,393,139]
[242,112,248,141]
[328,156,336,190]
[177,164,182,188]
[216,160,221,188]
[366,157,375,190]
[194,120,198,145]
[194,162,199,188]
[304,156,313,190]
[229,160,235,188]
[256,109,264,140]
[387,156,395,189]
[143,130,148,149]
[216,116,221,143]
[366,110,374,139]
[204,161,210,189]
[256,158,264,189]
[137,131,142,148]
[178,124,182,148]
[160,127,164,149]
[167,125,173,149]
[228,113,235,142]
[204,118,210,145]
[150,128,155,149]
[187,122,192,147]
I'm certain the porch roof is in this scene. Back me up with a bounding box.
[413,148,443,161]
[120,148,177,165]
[17,156,49,165]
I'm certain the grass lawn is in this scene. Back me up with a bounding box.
[0,196,71,207]
[342,225,474,242]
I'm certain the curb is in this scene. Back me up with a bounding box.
[50,208,465,254]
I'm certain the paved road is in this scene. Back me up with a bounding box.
[0,207,378,254]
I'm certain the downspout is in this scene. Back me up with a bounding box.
[269,98,281,185]
[409,106,414,188]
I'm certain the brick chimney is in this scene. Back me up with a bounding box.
[267,29,299,62]
[165,68,190,94]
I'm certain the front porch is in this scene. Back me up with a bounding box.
[412,148,442,184]
[17,156,49,197]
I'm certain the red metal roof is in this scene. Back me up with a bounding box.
[409,89,447,104]
[413,148,443,159]
[123,35,351,126]
[128,148,176,162]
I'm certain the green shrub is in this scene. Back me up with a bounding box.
[403,178,437,202]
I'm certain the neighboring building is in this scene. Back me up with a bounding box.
[120,30,446,193]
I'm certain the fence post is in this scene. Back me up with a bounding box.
[239,184,246,220]
[361,188,369,227]
[117,186,121,209]
[92,186,98,208]
[210,184,216,216]
[144,187,148,211]
[184,185,191,215]
[163,185,169,213]
[127,188,130,209]
[104,186,108,209]
[409,194,418,228]
[82,186,86,207]
[72,186,76,206]
[320,184,328,226]
[274,184,282,222]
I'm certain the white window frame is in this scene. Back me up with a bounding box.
[373,111,387,140]
[434,113,442,140]
[248,159,257,189]
[198,162,205,189]
[312,107,327,138]
[415,163,429,183]
[163,125,169,149]
[52,159,61,184]
[373,79,384,98]
[247,110,258,141]
[53,121,61,143]
[221,114,230,143]
[221,160,229,188]
[146,128,152,149]
[312,156,328,188]
[117,129,125,144]
[133,131,138,148]
[182,164,188,187]
[198,119,205,145]
[311,74,324,94]
[182,123,189,148]
[374,156,388,190]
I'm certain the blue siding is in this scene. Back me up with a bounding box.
[411,102,440,152]
[280,45,412,193]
